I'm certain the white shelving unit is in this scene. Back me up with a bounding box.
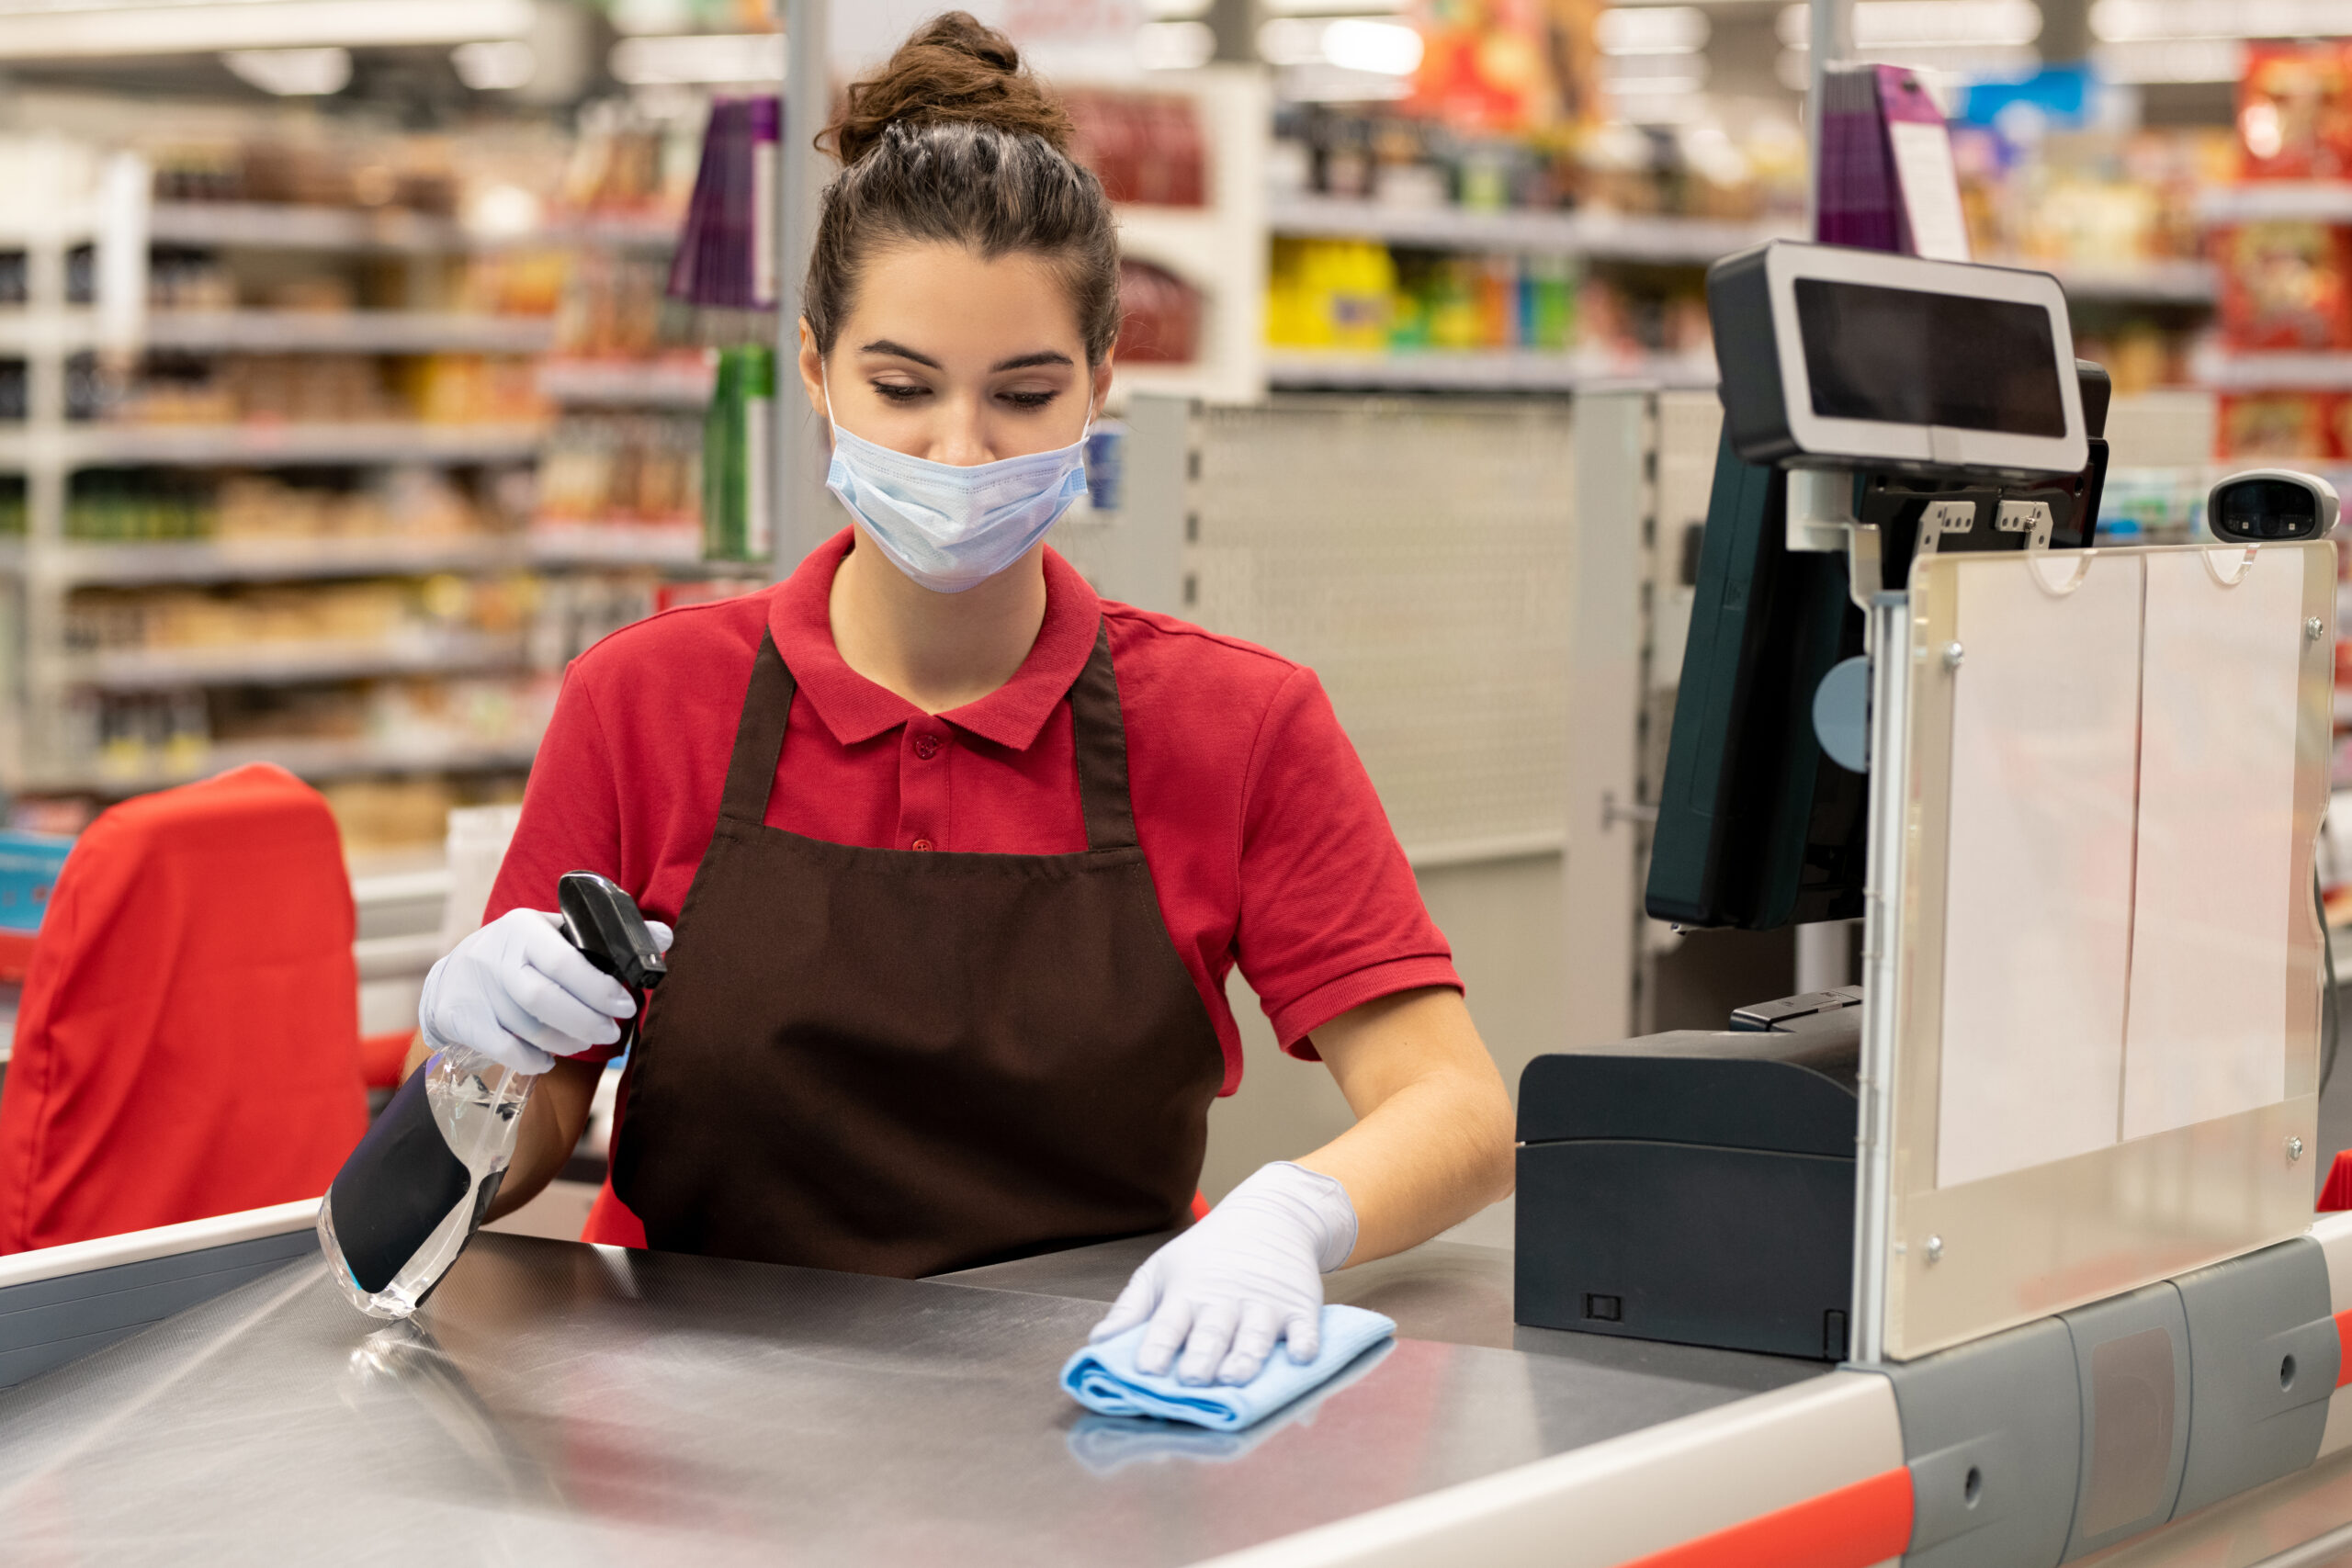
[2195,183,2352,224]
[538,356,713,409]
[1265,348,1719,393]
[0,141,700,796]
[1101,66,1272,408]
[70,631,530,692]
[1268,193,1795,264]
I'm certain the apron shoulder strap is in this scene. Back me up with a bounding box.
[719,631,797,826]
[721,621,1140,851]
[1069,621,1140,853]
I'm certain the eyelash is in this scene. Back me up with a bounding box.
[866,382,1059,411]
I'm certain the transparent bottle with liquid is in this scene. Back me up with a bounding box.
[319,872,665,1320]
[319,1047,535,1318]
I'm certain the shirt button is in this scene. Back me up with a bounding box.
[911,838,934,852]
[913,735,942,761]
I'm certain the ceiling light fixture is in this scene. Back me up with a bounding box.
[452,38,536,91]
[1779,0,2041,49]
[220,43,348,94]
[1136,19,1216,70]
[608,30,786,86]
[2091,0,2352,40]
[1321,17,1423,74]
[1596,7,1711,55]
[0,0,532,57]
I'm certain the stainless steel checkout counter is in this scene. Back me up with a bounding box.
[6,1200,2352,1567]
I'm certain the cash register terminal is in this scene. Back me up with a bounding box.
[1519,243,2107,1358]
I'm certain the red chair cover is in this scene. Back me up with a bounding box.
[0,764,368,1253]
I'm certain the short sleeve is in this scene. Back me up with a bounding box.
[1230,667,1462,1055]
[482,663,626,929]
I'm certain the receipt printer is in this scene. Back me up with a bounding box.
[1515,990,1861,1360]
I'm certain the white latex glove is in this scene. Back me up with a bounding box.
[1088,1161,1359,1386]
[417,908,674,1076]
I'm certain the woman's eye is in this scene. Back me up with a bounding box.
[871,381,928,403]
[999,389,1057,410]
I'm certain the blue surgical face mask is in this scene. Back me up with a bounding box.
[822,373,1091,594]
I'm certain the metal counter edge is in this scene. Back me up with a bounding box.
[0,1196,320,1291]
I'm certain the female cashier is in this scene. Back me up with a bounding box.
[424,14,1515,1389]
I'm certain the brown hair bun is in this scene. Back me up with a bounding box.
[826,12,1076,167]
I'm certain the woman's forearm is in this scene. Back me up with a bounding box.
[485,1056,603,1221]
[1291,987,1517,1266]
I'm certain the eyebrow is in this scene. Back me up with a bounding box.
[859,338,941,368]
[855,340,1076,374]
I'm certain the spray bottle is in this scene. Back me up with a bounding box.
[319,872,666,1318]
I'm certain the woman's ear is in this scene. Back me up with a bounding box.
[1090,354,1114,423]
[797,317,829,417]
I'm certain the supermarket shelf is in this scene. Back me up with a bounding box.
[49,736,543,797]
[1266,194,1795,264]
[1264,348,1719,392]
[2194,184,2352,225]
[145,310,556,355]
[0,421,548,469]
[539,212,681,252]
[0,310,100,354]
[2042,258,2218,307]
[148,202,475,254]
[527,521,708,568]
[2191,347,2352,391]
[537,357,713,408]
[69,631,530,691]
[40,535,527,586]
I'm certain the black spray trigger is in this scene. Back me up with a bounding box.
[558,871,668,992]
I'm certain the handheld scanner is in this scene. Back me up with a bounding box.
[558,871,668,992]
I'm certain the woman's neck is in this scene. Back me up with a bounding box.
[828,528,1050,714]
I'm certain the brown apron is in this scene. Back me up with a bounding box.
[609,620,1227,1278]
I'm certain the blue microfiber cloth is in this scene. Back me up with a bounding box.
[1059,1305,1397,1431]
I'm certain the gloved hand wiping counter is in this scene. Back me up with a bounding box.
[1060,1162,1397,1430]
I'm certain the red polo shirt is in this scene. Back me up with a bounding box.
[488,530,1459,1238]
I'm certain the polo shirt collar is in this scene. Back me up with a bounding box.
[767,527,1103,753]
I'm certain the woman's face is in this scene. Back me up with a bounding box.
[798,241,1109,465]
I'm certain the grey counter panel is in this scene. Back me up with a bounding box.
[0,1225,317,1390]
[0,1232,1825,1566]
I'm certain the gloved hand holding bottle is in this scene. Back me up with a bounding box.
[1088,1161,1359,1386]
[420,907,674,1073]
[323,874,669,1319]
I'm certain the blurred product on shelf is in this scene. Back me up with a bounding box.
[537,412,701,525]
[402,355,549,425]
[2219,392,2338,459]
[322,777,472,854]
[556,251,674,359]
[702,344,773,564]
[64,467,508,543]
[1269,235,1670,360]
[148,136,458,213]
[1270,106,1805,223]
[64,572,538,660]
[0,476,24,536]
[2220,222,2352,350]
[148,248,236,310]
[1067,91,1206,208]
[2238,44,2352,181]
[532,570,665,668]
[82,353,548,427]
[557,100,702,224]
[1,360,27,423]
[670,96,779,311]
[1116,260,1203,364]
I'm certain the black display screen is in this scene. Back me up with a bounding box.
[1795,277,2067,437]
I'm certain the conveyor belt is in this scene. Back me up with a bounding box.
[0,1231,1820,1565]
